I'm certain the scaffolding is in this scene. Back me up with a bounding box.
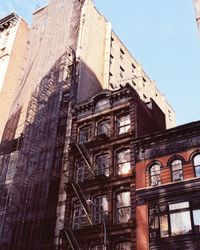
[0,47,75,249]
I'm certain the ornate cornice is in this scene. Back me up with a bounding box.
[0,13,19,31]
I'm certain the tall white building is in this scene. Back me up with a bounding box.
[0,13,29,141]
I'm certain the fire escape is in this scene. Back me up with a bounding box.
[62,126,110,249]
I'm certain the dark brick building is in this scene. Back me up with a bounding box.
[60,83,166,249]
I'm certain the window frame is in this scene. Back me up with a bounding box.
[72,201,88,230]
[95,153,110,177]
[76,160,90,183]
[170,158,184,182]
[115,148,131,176]
[78,125,92,143]
[116,114,131,135]
[120,48,125,60]
[119,65,125,78]
[115,190,131,224]
[169,201,192,236]
[193,153,200,177]
[149,199,200,239]
[149,163,162,187]
[93,194,109,224]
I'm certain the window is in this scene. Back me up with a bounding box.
[160,214,169,238]
[132,80,136,87]
[116,149,131,175]
[95,98,110,112]
[116,191,131,223]
[97,120,110,136]
[120,66,125,78]
[169,202,191,236]
[117,114,131,134]
[149,200,200,239]
[132,63,136,73]
[193,154,200,177]
[150,164,161,187]
[115,242,131,250]
[143,94,147,101]
[0,47,5,56]
[93,195,108,224]
[76,160,89,183]
[110,54,114,64]
[79,125,92,143]
[193,209,200,231]
[120,48,125,59]
[72,202,88,230]
[171,159,183,182]
[95,154,109,177]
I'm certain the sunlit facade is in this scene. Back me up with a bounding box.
[135,121,200,250]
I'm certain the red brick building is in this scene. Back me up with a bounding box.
[135,121,200,250]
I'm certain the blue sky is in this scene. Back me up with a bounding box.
[1,0,200,126]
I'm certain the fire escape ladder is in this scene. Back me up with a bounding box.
[64,228,81,250]
[75,143,95,177]
[71,182,92,225]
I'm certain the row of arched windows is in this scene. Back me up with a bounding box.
[75,148,131,182]
[72,191,131,230]
[149,153,200,187]
[78,114,131,143]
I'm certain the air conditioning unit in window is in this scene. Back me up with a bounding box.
[149,231,157,238]
[152,181,159,186]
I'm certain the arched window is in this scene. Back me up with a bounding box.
[97,120,110,136]
[79,125,92,143]
[116,114,131,134]
[93,195,108,224]
[115,242,131,250]
[150,164,161,187]
[171,159,183,182]
[193,154,200,177]
[76,160,89,183]
[95,154,109,177]
[116,191,131,224]
[116,149,131,175]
